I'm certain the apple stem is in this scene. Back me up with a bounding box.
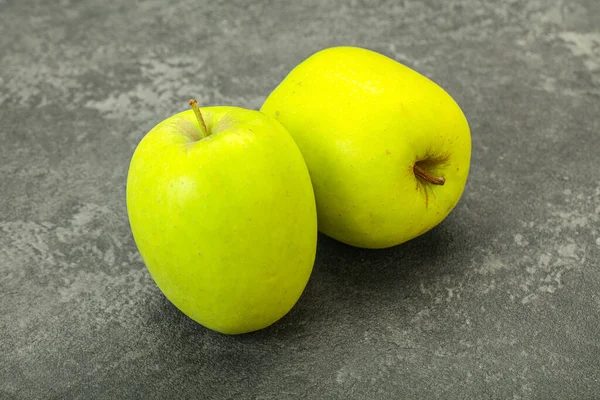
[414,164,445,185]
[189,99,209,138]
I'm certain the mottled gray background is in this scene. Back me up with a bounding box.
[1,0,599,399]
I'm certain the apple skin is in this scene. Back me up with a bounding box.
[126,106,317,334]
[261,46,471,249]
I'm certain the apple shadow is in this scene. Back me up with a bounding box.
[314,221,462,288]
[250,212,479,339]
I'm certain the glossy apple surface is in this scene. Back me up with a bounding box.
[261,46,471,249]
[127,105,317,334]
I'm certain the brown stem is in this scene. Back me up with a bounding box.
[189,99,209,138]
[414,164,445,185]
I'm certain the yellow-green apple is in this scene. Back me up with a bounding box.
[126,100,317,334]
[261,46,471,249]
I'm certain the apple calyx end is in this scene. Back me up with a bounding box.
[189,99,210,139]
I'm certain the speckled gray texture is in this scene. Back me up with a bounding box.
[1,0,599,398]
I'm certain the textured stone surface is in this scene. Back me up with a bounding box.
[1,0,599,398]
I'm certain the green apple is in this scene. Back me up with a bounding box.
[261,46,471,249]
[126,100,317,334]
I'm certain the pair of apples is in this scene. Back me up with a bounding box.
[127,47,471,334]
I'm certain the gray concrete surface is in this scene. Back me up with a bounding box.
[1,0,599,398]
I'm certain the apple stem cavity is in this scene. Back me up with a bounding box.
[414,164,445,185]
[189,99,210,138]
